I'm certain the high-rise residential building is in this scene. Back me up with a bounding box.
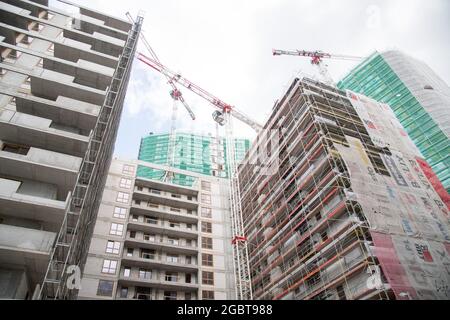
[238,77,450,300]
[138,132,251,187]
[338,50,450,197]
[0,0,140,299]
[78,158,236,300]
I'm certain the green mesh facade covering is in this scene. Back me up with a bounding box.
[338,52,450,193]
[137,132,251,186]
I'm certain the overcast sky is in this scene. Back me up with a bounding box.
[58,0,450,159]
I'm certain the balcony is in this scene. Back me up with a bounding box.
[118,274,198,291]
[0,145,81,195]
[0,177,68,226]
[133,187,198,211]
[124,236,198,255]
[130,201,198,224]
[127,219,198,239]
[0,224,56,285]
[0,109,89,157]
[121,254,198,273]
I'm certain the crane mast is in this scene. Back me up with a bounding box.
[136,52,258,299]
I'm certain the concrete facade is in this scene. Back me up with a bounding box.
[0,0,137,299]
[78,159,236,300]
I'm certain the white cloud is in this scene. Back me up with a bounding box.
[65,0,450,156]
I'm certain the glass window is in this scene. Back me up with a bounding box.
[201,181,211,191]
[201,207,212,218]
[119,178,132,189]
[201,194,211,204]
[165,272,178,282]
[113,207,127,219]
[167,254,178,263]
[106,240,120,254]
[97,280,113,297]
[202,271,214,285]
[202,253,213,267]
[139,269,152,279]
[202,237,213,249]
[120,287,128,298]
[101,259,117,274]
[126,248,133,257]
[110,223,124,236]
[168,237,179,245]
[202,290,214,300]
[123,267,131,277]
[163,291,177,300]
[122,165,135,175]
[201,222,212,233]
[116,192,130,204]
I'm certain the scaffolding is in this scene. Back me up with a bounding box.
[237,77,450,300]
[37,15,143,299]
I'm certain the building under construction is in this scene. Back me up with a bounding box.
[237,77,450,300]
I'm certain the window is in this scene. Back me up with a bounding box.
[185,256,192,265]
[135,287,152,300]
[201,222,212,233]
[168,237,179,245]
[164,291,177,300]
[202,271,214,285]
[132,214,138,222]
[167,254,178,263]
[139,269,152,280]
[141,249,155,260]
[1,142,30,155]
[202,290,215,300]
[137,186,143,191]
[101,259,117,274]
[186,223,192,230]
[126,248,133,257]
[201,207,212,218]
[201,181,211,191]
[113,207,127,219]
[144,234,155,242]
[129,231,136,239]
[185,292,192,300]
[120,287,128,298]
[170,207,181,213]
[122,164,134,175]
[202,237,213,249]
[171,193,181,199]
[110,223,124,236]
[145,216,158,224]
[97,280,113,297]
[135,200,141,205]
[202,253,213,267]
[165,272,178,282]
[185,273,192,283]
[106,240,120,254]
[116,192,130,204]
[119,178,132,189]
[186,239,192,247]
[201,194,211,204]
[169,221,180,228]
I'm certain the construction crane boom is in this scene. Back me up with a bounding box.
[137,52,263,132]
[272,48,364,85]
[126,12,195,120]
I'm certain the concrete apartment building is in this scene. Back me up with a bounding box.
[0,0,140,299]
[338,50,450,195]
[78,158,236,300]
[238,77,450,300]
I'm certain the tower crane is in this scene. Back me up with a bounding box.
[136,52,261,300]
[126,12,194,183]
[272,49,364,85]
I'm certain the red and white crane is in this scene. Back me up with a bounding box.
[136,52,260,300]
[272,49,364,84]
